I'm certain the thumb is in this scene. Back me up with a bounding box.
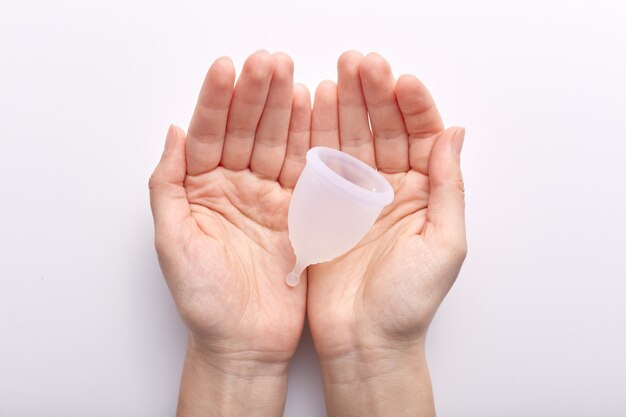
[149,124,190,233]
[425,127,467,256]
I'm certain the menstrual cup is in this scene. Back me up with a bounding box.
[285,147,394,286]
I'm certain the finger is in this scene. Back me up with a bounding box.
[425,127,466,253]
[359,53,409,173]
[186,57,236,175]
[149,125,190,233]
[279,83,311,189]
[337,50,375,167]
[250,52,294,179]
[396,74,444,175]
[221,50,273,171]
[311,80,339,149]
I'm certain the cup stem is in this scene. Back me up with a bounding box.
[285,258,308,287]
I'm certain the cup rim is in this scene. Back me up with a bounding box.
[306,146,394,206]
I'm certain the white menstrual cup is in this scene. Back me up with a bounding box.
[285,147,394,287]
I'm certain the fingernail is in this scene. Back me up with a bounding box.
[164,124,176,151]
[452,127,465,156]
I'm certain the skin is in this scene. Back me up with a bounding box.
[149,50,466,417]
[307,51,466,417]
[150,50,311,416]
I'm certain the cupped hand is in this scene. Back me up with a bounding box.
[307,51,467,358]
[149,50,311,367]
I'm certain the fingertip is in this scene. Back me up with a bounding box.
[243,50,274,82]
[314,80,338,114]
[164,123,184,151]
[164,123,186,162]
[396,74,437,117]
[429,127,464,185]
[359,52,391,80]
[213,55,235,70]
[338,50,363,72]
[151,123,187,193]
[164,123,176,148]
[269,53,294,95]
[445,125,465,138]
[315,79,337,99]
[272,52,295,77]
[452,126,465,156]
[293,83,312,110]
[172,124,187,142]
[290,84,312,136]
[209,56,236,87]
[396,74,422,94]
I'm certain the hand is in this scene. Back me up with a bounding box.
[149,50,311,417]
[307,52,466,416]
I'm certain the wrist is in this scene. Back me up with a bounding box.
[318,339,435,417]
[188,332,292,376]
[177,334,290,417]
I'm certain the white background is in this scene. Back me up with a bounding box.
[1,0,625,416]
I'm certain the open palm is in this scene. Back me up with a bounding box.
[307,52,467,356]
[150,51,311,362]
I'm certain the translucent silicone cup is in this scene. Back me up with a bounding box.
[285,147,394,286]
